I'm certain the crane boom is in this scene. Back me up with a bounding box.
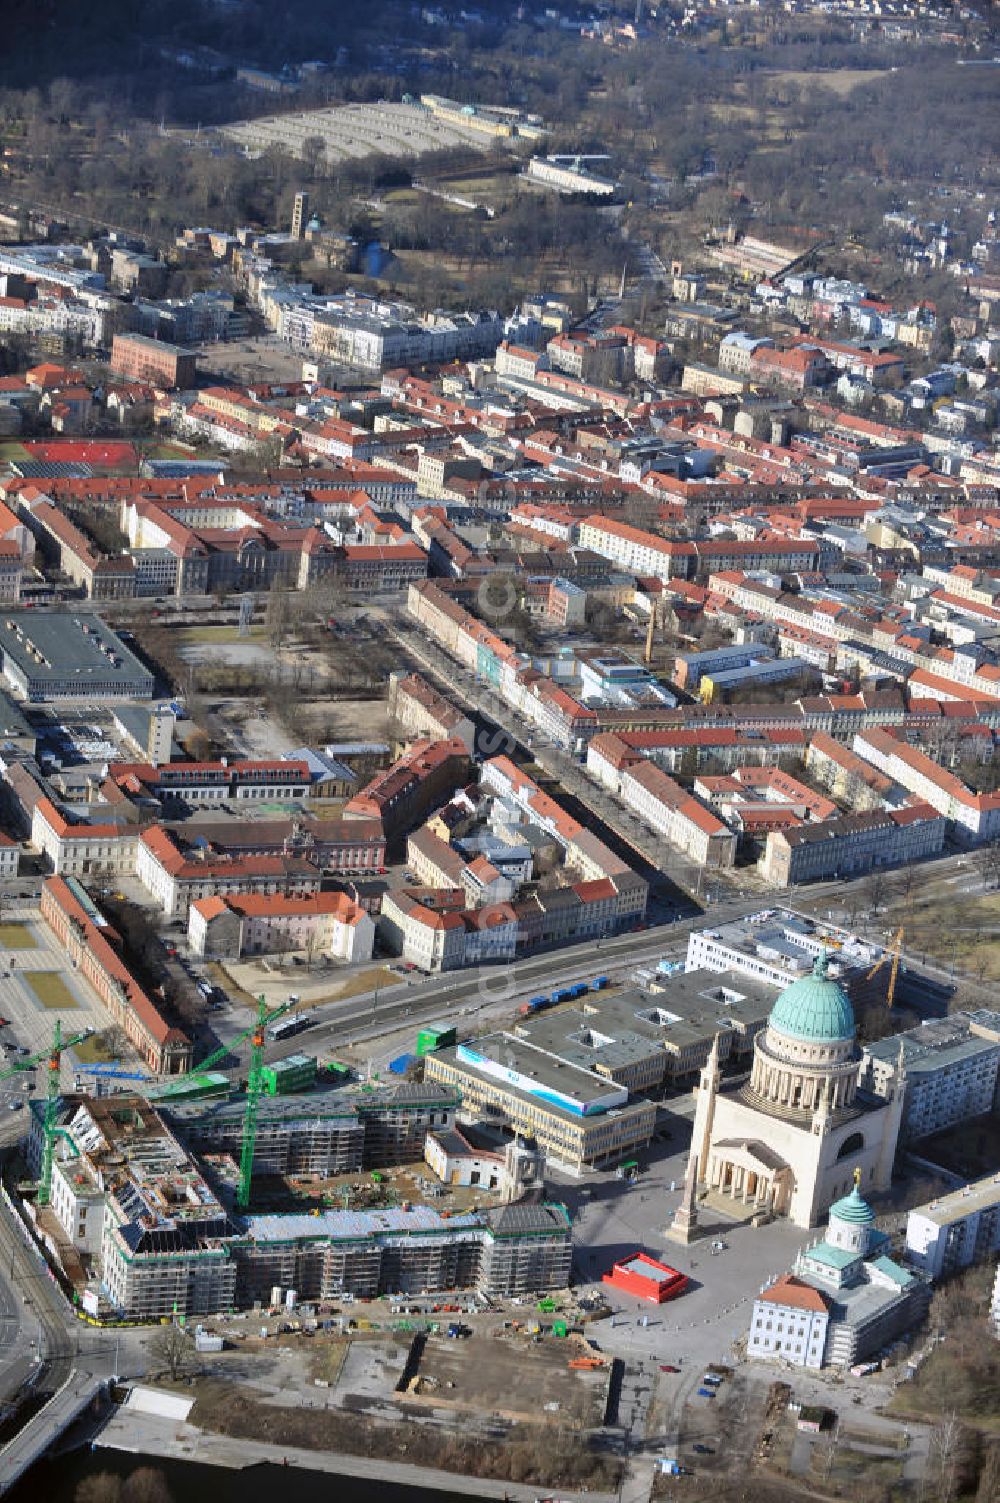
[154,997,297,1097]
[37,1020,93,1206]
[0,1024,93,1085]
[866,927,904,1009]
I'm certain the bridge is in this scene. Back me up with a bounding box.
[0,1369,104,1495]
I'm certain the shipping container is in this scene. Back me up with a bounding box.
[261,1053,317,1096]
[388,1052,416,1075]
[416,1023,457,1056]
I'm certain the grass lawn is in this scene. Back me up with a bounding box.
[178,625,266,646]
[25,972,79,1009]
[0,923,38,949]
[315,965,397,1005]
[73,1033,116,1064]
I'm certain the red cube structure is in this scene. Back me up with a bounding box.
[602,1252,688,1304]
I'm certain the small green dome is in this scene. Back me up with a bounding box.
[768,951,855,1044]
[830,1176,875,1226]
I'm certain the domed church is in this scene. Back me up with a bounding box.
[685,951,905,1229]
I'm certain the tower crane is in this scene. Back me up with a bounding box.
[866,926,904,1009]
[151,994,299,1210]
[0,1020,94,1205]
[237,994,292,1210]
[152,996,298,1100]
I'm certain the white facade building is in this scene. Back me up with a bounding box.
[905,1175,1000,1280]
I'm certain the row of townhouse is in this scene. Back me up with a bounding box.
[760,804,947,887]
[379,871,628,974]
[388,672,476,753]
[853,727,1000,843]
[189,890,375,964]
[479,755,647,922]
[40,877,192,1074]
[135,826,322,919]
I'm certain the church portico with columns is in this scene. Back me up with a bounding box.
[703,1139,794,1218]
[675,952,906,1234]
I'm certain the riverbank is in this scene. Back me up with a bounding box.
[90,1402,619,1503]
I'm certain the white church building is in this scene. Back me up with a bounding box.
[689,952,906,1228]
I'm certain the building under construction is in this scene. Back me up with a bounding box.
[27,1090,570,1316]
[162,1079,463,1178]
[233,1200,572,1304]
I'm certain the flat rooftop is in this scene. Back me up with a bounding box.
[909,1173,1000,1228]
[864,1013,1000,1075]
[688,909,879,979]
[162,1078,460,1129]
[0,612,154,694]
[515,974,776,1069]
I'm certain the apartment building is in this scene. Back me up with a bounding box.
[853,727,1000,843]
[618,760,736,869]
[861,1013,1000,1141]
[31,798,138,878]
[29,1094,232,1319]
[110,333,197,389]
[40,877,191,1075]
[577,515,693,581]
[760,805,946,887]
[343,737,471,840]
[906,1176,1000,1280]
[188,890,375,963]
[0,540,23,602]
[378,890,518,973]
[388,672,476,753]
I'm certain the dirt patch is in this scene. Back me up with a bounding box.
[406,1333,609,1428]
[186,1375,621,1490]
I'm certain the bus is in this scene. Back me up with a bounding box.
[266,1011,316,1042]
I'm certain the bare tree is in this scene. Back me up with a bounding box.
[864,869,889,918]
[149,1320,192,1381]
[975,839,1000,891]
[929,1411,962,1503]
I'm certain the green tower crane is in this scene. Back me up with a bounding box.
[235,994,300,1210]
[152,996,296,1101]
[0,1020,93,1205]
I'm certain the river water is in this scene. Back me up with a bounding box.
[9,1450,477,1502]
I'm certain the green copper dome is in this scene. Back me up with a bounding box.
[830,1173,876,1226]
[767,951,855,1044]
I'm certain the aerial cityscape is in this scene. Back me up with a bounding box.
[0,3,998,1502]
